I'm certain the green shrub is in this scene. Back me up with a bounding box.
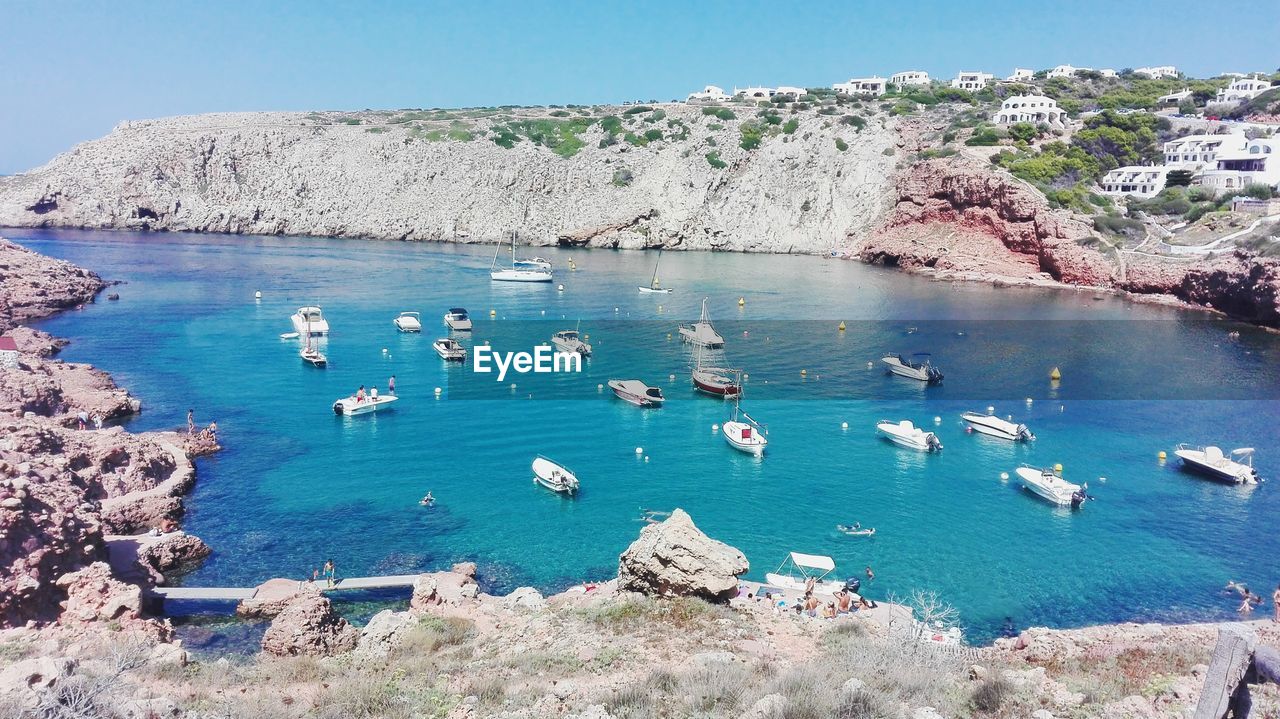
[492,127,519,148]
[599,116,623,135]
[706,151,727,169]
[840,114,866,131]
[1243,183,1275,200]
[612,168,634,187]
[643,128,663,143]
[1007,122,1038,143]
[644,109,666,124]
[965,127,1001,146]
[835,138,849,152]
[972,676,1014,713]
[1093,215,1146,237]
[623,105,653,115]
[550,110,571,117]
[701,106,735,121]
[739,121,764,150]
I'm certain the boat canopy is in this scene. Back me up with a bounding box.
[448,308,468,315]
[789,552,835,572]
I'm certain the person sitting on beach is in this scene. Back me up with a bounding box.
[837,591,853,614]
[822,602,837,620]
[803,592,820,617]
[857,595,876,610]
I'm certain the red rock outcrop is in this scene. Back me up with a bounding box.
[260,591,359,657]
[0,238,106,331]
[55,561,171,641]
[858,159,1115,286]
[1177,250,1280,327]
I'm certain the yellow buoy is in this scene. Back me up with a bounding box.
[1050,367,1061,380]
[800,369,807,376]
[1158,451,1167,460]
[838,321,846,331]
[738,297,745,306]
[1053,463,1064,474]
[489,309,496,317]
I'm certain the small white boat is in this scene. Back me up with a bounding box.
[678,298,724,348]
[551,328,592,357]
[291,306,330,336]
[961,410,1034,442]
[1173,445,1258,485]
[333,394,399,416]
[882,353,942,383]
[1015,465,1088,507]
[299,346,327,367]
[764,552,847,596]
[279,332,300,340]
[491,234,553,282]
[638,249,674,293]
[608,379,664,407]
[393,311,422,332]
[515,257,553,270]
[444,308,473,331]
[433,338,467,361]
[876,419,943,452]
[837,524,876,537]
[723,398,767,455]
[532,455,579,495]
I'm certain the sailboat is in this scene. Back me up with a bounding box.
[721,372,767,455]
[691,344,740,398]
[299,316,327,367]
[491,233,553,282]
[678,298,725,348]
[638,250,674,293]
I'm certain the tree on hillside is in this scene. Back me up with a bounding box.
[1166,169,1194,187]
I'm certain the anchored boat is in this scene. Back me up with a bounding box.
[638,249,674,293]
[679,298,725,348]
[876,419,943,452]
[722,386,767,456]
[764,552,847,596]
[532,455,579,495]
[1015,465,1088,508]
[961,410,1034,442]
[433,338,467,361]
[393,311,422,332]
[882,353,943,383]
[608,379,665,407]
[444,308,473,331]
[551,327,592,357]
[333,394,399,416]
[491,234,553,282]
[290,306,329,336]
[515,256,553,270]
[1173,445,1258,484]
[692,365,740,397]
[299,345,327,368]
[837,524,876,537]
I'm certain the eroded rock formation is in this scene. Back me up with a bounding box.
[616,508,748,602]
[260,591,359,657]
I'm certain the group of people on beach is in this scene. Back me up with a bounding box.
[186,409,217,440]
[1226,580,1280,620]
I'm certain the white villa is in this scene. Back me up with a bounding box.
[1163,133,1246,170]
[1047,64,1083,79]
[1159,88,1194,106]
[891,71,930,87]
[1006,68,1034,82]
[1099,166,1172,197]
[734,86,775,100]
[1134,66,1178,79]
[774,85,806,97]
[833,77,887,96]
[687,85,731,102]
[1198,138,1280,193]
[992,95,1066,126]
[950,71,993,90]
[1214,75,1273,104]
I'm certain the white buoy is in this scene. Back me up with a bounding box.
[597,383,604,392]
[382,348,388,354]
[986,406,995,414]
[557,284,565,292]
[1000,472,1009,481]
[434,387,442,395]
[743,373,749,380]
[540,310,545,315]
[644,456,650,462]
[254,290,262,299]
[669,374,675,380]
[510,383,517,391]
[614,307,619,313]
[1025,397,1033,404]
[867,361,873,368]
[841,421,849,429]
[712,424,720,433]
[635,447,643,455]
[933,416,941,424]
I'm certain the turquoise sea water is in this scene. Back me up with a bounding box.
[12,228,1279,646]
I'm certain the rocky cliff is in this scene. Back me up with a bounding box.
[0,105,899,253]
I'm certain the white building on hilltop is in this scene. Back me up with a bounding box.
[992,95,1066,126]
[1006,68,1034,82]
[687,85,730,102]
[1159,88,1194,106]
[1198,138,1280,193]
[774,85,806,98]
[734,86,775,100]
[891,71,930,87]
[1133,66,1178,79]
[950,71,994,90]
[833,77,887,96]
[1099,166,1172,197]
[1214,75,1273,104]
[1163,133,1247,170]
[1047,64,1083,79]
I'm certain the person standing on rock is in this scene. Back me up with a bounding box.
[76,410,88,430]
[91,413,102,430]
[323,559,335,588]
[1273,584,1280,622]
[187,408,195,434]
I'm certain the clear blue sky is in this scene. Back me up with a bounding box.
[2,0,1277,174]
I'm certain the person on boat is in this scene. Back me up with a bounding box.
[420,492,434,507]
[388,375,396,395]
[804,576,816,595]
[371,386,379,401]
[356,386,366,403]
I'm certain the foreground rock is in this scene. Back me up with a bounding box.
[0,238,106,331]
[261,591,358,657]
[616,508,748,602]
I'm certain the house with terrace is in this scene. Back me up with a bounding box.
[1214,75,1273,105]
[1098,166,1172,197]
[734,86,775,100]
[774,86,806,98]
[687,85,730,102]
[1159,88,1194,107]
[992,95,1066,126]
[891,71,930,87]
[1134,66,1179,79]
[1162,133,1246,171]
[1198,138,1280,193]
[949,71,993,90]
[1047,64,1083,79]
[1006,68,1034,82]
[833,77,887,96]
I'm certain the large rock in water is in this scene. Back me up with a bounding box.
[616,509,747,602]
[261,592,358,656]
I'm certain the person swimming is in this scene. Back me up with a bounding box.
[419,491,434,507]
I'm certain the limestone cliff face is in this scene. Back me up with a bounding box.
[0,106,899,253]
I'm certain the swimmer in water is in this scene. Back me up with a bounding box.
[419,491,434,507]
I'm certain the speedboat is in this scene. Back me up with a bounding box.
[882,353,942,383]
[608,379,665,407]
[961,410,1034,442]
[764,552,847,596]
[290,306,329,336]
[638,249,674,293]
[515,257,553,270]
[1173,445,1258,484]
[532,455,579,495]
[1015,465,1088,507]
[333,394,399,416]
[678,298,724,348]
[876,420,943,452]
[692,366,740,397]
[433,338,467,361]
[444,308,473,331]
[492,234,553,282]
[837,524,876,537]
[393,311,422,332]
[551,329,592,357]
[299,346,327,367]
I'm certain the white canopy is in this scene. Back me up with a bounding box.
[789,552,835,572]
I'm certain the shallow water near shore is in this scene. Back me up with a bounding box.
[13,227,1280,647]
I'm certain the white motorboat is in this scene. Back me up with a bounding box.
[551,328,592,357]
[882,353,943,383]
[764,552,847,596]
[837,524,876,537]
[433,338,467,361]
[723,396,767,455]
[638,249,674,293]
[678,298,724,348]
[290,306,330,336]
[608,379,664,407]
[333,394,399,416]
[532,455,579,495]
[1015,465,1088,507]
[1173,445,1258,485]
[393,311,422,332]
[515,256,553,270]
[876,419,943,452]
[299,346,327,367]
[491,234,553,282]
[961,410,1034,442]
[444,308,473,331]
